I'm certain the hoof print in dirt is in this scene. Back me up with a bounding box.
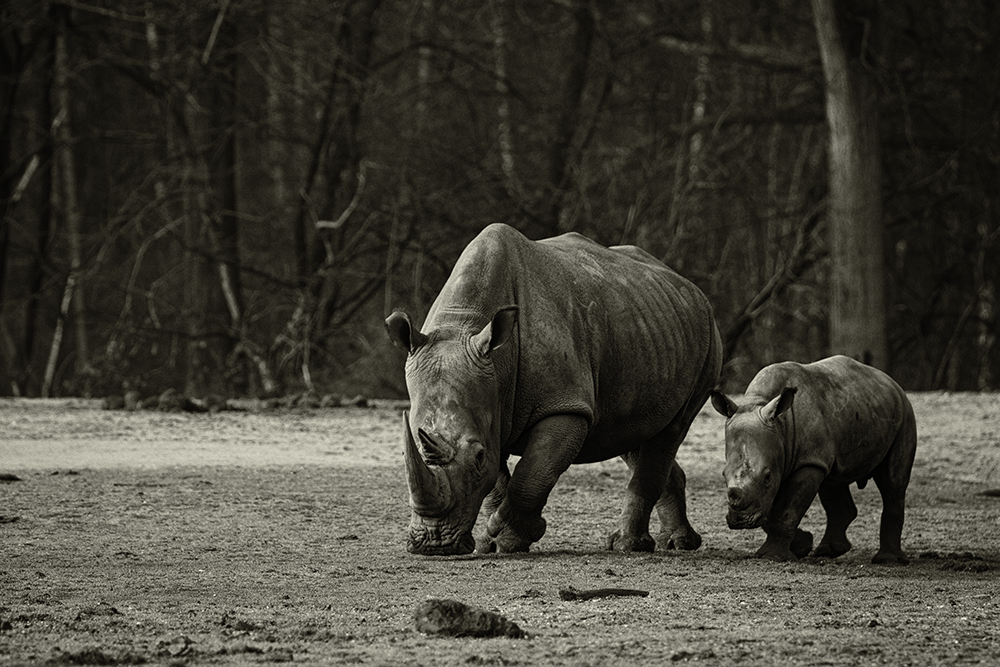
[413,598,526,638]
[918,551,992,572]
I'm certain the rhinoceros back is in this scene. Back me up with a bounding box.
[745,356,912,479]
[424,223,721,459]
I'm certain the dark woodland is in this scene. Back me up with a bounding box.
[0,0,997,400]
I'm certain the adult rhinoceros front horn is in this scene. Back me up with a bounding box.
[403,411,452,515]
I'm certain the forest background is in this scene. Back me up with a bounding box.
[0,0,997,400]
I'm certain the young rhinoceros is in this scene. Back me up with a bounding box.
[710,355,917,564]
[386,223,722,556]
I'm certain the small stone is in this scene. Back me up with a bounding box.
[124,390,142,411]
[347,394,369,408]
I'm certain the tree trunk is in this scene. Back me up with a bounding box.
[179,9,244,397]
[43,5,89,397]
[545,0,594,234]
[207,7,245,391]
[810,0,887,369]
[491,0,517,198]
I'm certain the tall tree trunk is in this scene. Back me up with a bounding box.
[181,4,242,397]
[810,0,887,369]
[0,29,18,325]
[546,0,594,234]
[208,8,244,391]
[43,5,88,397]
[491,0,517,199]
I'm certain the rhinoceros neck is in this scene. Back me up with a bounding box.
[426,231,520,332]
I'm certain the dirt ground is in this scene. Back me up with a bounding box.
[1,392,998,666]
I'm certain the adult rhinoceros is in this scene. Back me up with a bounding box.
[385,223,722,556]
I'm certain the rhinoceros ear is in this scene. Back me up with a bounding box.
[761,387,797,423]
[472,306,518,357]
[385,310,429,353]
[710,390,738,418]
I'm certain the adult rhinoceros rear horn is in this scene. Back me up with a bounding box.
[402,411,452,514]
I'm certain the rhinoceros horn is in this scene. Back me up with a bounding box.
[403,411,452,514]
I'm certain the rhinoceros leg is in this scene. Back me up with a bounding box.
[757,465,826,561]
[482,414,589,553]
[870,413,917,565]
[475,463,511,554]
[654,462,702,550]
[813,483,857,558]
[652,390,711,551]
[608,406,702,552]
[607,446,667,552]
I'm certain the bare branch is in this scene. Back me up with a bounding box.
[316,164,367,230]
[722,200,827,361]
[202,0,233,66]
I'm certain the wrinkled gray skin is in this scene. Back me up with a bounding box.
[710,356,917,564]
[385,223,722,556]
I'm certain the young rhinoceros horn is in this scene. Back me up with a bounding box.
[403,411,452,515]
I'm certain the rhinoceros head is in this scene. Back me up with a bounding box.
[385,306,518,555]
[711,388,796,529]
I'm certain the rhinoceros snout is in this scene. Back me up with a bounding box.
[727,486,751,510]
[726,509,764,530]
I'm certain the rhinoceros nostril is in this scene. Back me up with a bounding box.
[727,487,745,507]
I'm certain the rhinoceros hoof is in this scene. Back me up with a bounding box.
[871,549,910,565]
[657,529,702,551]
[474,534,498,554]
[790,529,814,559]
[485,514,544,553]
[754,545,796,561]
[606,531,655,552]
[813,540,851,558]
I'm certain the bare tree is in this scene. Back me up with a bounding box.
[811,0,887,369]
[43,4,89,397]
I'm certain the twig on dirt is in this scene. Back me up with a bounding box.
[558,586,650,601]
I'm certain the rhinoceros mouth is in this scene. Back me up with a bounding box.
[726,509,765,530]
[408,530,476,556]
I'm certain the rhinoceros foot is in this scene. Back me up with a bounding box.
[790,529,814,559]
[408,531,476,556]
[755,529,812,561]
[655,528,702,551]
[871,548,909,565]
[483,511,545,553]
[474,533,497,554]
[813,539,852,559]
[754,544,795,561]
[606,530,656,552]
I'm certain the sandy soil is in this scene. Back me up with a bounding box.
[1,393,998,666]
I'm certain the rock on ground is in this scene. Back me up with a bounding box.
[413,598,526,638]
